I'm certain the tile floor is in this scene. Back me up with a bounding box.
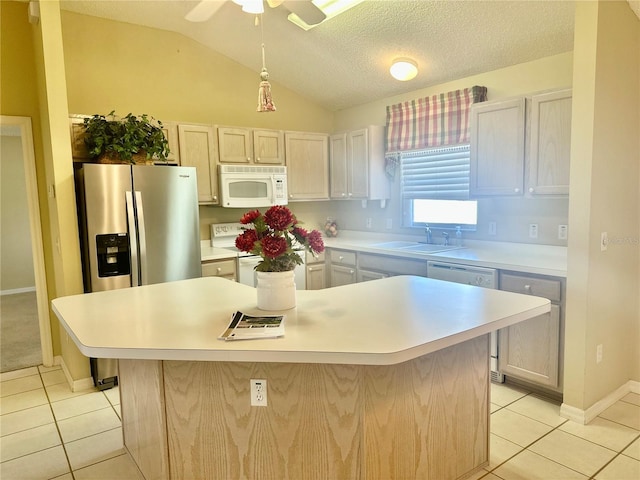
[1,365,639,479]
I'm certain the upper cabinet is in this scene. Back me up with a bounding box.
[217,127,284,165]
[470,97,526,196]
[285,132,329,201]
[178,124,219,205]
[527,89,572,196]
[330,125,389,201]
[159,121,180,164]
[470,88,572,198]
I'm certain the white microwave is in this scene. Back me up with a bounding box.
[218,165,288,208]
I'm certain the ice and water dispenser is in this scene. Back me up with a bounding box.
[95,233,131,277]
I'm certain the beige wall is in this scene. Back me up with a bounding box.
[0,1,62,355]
[564,0,640,410]
[0,135,36,291]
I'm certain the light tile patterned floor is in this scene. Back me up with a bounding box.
[1,366,639,479]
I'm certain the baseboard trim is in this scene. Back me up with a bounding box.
[0,286,36,296]
[561,380,640,424]
[57,355,95,393]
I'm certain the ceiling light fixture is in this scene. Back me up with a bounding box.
[233,0,264,15]
[288,0,365,31]
[390,58,418,81]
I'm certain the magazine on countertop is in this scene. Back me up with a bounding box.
[218,311,285,341]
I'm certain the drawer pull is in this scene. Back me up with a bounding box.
[217,267,222,273]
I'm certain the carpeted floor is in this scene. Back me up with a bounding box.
[0,291,42,373]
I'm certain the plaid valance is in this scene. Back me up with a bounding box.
[386,86,488,152]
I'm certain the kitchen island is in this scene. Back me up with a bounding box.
[52,276,550,480]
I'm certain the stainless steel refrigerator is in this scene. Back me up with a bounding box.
[75,163,202,389]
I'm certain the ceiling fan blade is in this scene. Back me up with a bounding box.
[283,0,326,25]
[185,0,226,22]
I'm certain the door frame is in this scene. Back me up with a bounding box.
[1,115,53,367]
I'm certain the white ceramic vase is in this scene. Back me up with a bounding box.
[256,270,296,311]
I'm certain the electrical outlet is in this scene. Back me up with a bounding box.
[596,344,603,364]
[529,224,538,239]
[558,224,568,240]
[250,379,267,407]
[601,232,608,251]
[366,218,372,229]
[386,218,393,229]
[488,222,497,236]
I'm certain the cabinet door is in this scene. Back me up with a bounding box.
[178,124,219,204]
[69,116,90,160]
[330,133,348,198]
[498,304,560,388]
[218,127,252,164]
[357,269,388,283]
[470,97,525,196]
[306,263,326,290]
[160,121,180,164]
[348,129,369,199]
[528,89,572,196]
[330,265,356,287]
[285,132,329,201]
[253,130,284,165]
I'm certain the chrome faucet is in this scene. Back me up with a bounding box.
[442,232,450,246]
[425,225,432,244]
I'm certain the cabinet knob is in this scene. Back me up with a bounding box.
[216,267,222,273]
[348,192,352,197]
[289,194,293,198]
[514,188,520,193]
[255,157,260,162]
[349,269,354,275]
[524,284,531,292]
[339,256,344,261]
[213,195,218,201]
[529,187,534,193]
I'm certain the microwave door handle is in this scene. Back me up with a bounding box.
[270,176,276,204]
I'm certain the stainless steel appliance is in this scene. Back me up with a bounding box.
[75,163,202,389]
[218,165,287,208]
[210,223,306,290]
[426,260,503,383]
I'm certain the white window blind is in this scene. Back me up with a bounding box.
[400,144,470,200]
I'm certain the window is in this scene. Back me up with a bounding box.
[401,144,477,229]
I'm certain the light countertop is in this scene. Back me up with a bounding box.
[322,232,567,277]
[52,276,549,365]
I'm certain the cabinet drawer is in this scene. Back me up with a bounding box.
[358,253,427,277]
[500,272,561,302]
[328,249,356,266]
[202,259,236,277]
[306,250,325,264]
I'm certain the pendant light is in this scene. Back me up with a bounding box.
[256,14,276,112]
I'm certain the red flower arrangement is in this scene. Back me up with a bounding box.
[235,206,325,272]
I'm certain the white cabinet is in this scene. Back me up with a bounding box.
[328,249,356,287]
[217,127,284,165]
[285,132,329,201]
[498,271,564,391]
[330,126,389,201]
[470,97,526,196]
[201,258,237,282]
[305,251,326,290]
[357,253,427,279]
[527,89,572,196]
[178,124,219,205]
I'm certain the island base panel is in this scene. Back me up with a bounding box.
[122,335,489,480]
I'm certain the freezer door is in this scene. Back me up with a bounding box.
[132,165,202,285]
[81,164,134,292]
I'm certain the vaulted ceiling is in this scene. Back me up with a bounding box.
[58,0,582,111]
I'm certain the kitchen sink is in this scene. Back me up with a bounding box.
[371,241,461,253]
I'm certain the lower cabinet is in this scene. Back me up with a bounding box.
[328,249,357,287]
[201,258,237,282]
[357,269,388,283]
[306,251,326,290]
[498,271,564,391]
[357,253,427,278]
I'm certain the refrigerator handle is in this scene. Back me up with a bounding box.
[135,191,148,286]
[125,191,140,287]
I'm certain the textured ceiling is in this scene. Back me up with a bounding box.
[59,0,578,111]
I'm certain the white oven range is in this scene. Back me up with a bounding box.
[210,223,306,290]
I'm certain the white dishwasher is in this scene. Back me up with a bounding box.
[427,261,504,383]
